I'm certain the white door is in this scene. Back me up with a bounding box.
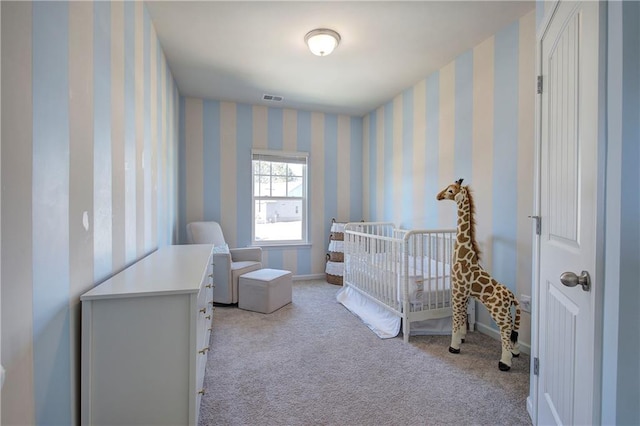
[537,1,602,425]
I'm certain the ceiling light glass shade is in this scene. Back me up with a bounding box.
[304,29,341,56]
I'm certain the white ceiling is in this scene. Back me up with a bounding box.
[146,1,535,117]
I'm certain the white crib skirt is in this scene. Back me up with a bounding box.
[336,286,452,339]
[336,285,400,339]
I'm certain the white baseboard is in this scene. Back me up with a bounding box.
[527,396,535,423]
[292,273,326,281]
[475,322,531,356]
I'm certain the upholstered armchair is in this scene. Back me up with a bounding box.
[186,221,262,304]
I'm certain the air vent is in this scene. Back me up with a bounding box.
[262,94,283,102]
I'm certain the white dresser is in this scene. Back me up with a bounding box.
[81,244,214,425]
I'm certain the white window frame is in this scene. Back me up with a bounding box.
[251,149,309,246]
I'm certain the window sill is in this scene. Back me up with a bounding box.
[252,242,312,250]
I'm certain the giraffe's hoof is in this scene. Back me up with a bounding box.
[498,361,511,371]
[449,346,461,354]
[512,352,520,358]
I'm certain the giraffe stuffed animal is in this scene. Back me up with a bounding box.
[437,179,521,371]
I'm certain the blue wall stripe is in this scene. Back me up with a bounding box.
[267,107,283,150]
[402,88,414,228]
[425,72,440,228]
[268,250,283,270]
[383,102,393,221]
[32,2,71,423]
[324,114,338,244]
[454,50,474,182]
[156,38,164,245]
[124,2,136,261]
[143,9,152,251]
[536,1,545,32]
[619,5,640,420]
[94,1,112,282]
[203,100,221,222]
[236,103,252,247]
[178,96,186,243]
[492,22,519,292]
[350,116,363,221]
[368,113,377,220]
[296,247,311,275]
[296,111,311,274]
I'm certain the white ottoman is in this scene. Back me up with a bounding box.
[238,269,292,313]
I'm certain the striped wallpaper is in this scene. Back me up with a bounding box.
[363,11,536,342]
[179,100,363,277]
[1,2,179,424]
[3,1,638,424]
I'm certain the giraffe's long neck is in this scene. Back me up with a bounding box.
[454,188,478,264]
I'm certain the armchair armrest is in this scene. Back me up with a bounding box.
[230,247,262,263]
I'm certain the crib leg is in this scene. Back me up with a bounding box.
[403,318,409,343]
[402,300,410,343]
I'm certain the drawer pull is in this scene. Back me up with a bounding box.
[208,274,213,279]
[205,284,212,289]
[205,315,211,320]
[199,347,209,354]
[198,389,206,395]
[208,327,213,332]
[199,308,207,314]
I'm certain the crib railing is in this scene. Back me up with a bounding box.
[401,229,455,312]
[344,222,456,342]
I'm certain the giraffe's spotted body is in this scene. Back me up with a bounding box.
[437,179,521,371]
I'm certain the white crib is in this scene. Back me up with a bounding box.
[340,222,474,343]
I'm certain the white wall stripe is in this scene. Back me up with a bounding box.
[150,24,158,249]
[134,1,144,257]
[220,101,237,246]
[413,80,427,227]
[282,249,297,277]
[1,3,35,423]
[111,0,125,270]
[337,115,350,221]
[471,36,496,327]
[472,36,495,263]
[438,62,456,228]
[362,115,370,220]
[282,108,298,269]
[392,94,403,226]
[516,11,536,345]
[310,112,325,274]
[282,108,297,151]
[376,107,384,221]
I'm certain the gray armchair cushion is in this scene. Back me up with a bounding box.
[187,221,262,304]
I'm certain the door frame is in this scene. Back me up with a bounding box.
[530,1,608,424]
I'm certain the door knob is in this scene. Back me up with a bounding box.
[560,270,591,291]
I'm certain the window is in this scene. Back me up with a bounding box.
[252,149,309,245]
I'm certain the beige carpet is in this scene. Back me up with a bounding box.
[199,280,531,426]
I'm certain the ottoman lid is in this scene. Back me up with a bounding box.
[241,268,290,281]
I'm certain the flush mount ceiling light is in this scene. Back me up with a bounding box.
[304,28,341,57]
